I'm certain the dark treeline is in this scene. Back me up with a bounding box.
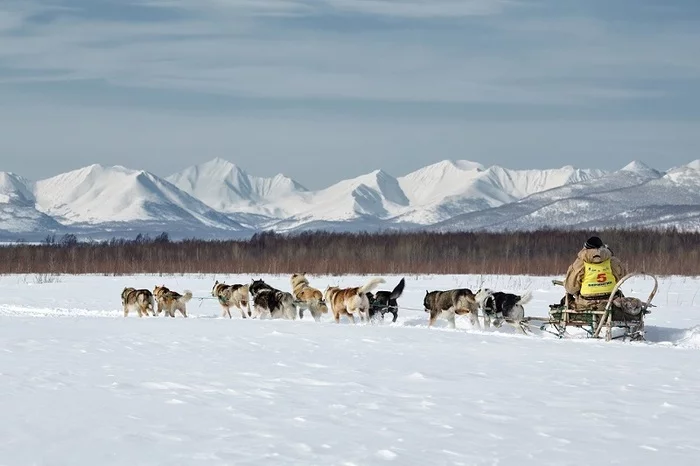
[1,229,699,276]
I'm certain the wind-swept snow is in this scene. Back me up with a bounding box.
[395,160,606,224]
[33,164,245,230]
[433,160,688,232]
[166,158,309,219]
[1,273,700,465]
[0,172,63,234]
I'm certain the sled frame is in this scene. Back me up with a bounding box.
[545,272,658,342]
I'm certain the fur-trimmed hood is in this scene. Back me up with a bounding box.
[576,246,613,264]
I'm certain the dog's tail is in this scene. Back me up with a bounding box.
[358,277,385,295]
[180,290,193,303]
[517,290,533,306]
[390,278,406,300]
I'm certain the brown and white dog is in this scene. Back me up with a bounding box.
[423,288,480,329]
[211,281,251,319]
[291,273,328,322]
[121,287,155,318]
[153,285,193,318]
[324,278,385,324]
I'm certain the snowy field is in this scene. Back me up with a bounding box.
[2,273,700,465]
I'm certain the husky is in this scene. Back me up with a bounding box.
[291,273,328,322]
[249,279,297,320]
[475,288,532,332]
[121,287,155,318]
[153,285,193,318]
[423,288,480,329]
[211,281,251,319]
[324,278,385,324]
[366,277,405,323]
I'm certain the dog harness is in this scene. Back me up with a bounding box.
[581,258,617,297]
[481,296,503,319]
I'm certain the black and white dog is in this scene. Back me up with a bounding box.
[475,288,532,332]
[249,279,297,320]
[366,278,405,323]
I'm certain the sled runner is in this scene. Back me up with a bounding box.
[542,272,658,342]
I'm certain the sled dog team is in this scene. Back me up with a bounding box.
[121,274,532,330]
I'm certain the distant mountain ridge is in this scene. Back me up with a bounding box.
[0,158,698,241]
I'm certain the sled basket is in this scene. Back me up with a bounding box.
[545,272,658,342]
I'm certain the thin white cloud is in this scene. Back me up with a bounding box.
[320,0,514,18]
[142,0,516,18]
[0,0,697,108]
[142,0,316,17]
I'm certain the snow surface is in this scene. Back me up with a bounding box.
[2,273,700,465]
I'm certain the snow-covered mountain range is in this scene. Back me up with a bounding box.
[1,158,698,240]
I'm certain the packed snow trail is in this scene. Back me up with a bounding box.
[1,273,700,465]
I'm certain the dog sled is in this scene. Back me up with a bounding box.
[532,272,658,342]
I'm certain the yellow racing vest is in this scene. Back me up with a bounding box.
[581,259,617,297]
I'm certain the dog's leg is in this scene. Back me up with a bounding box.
[511,306,527,334]
[428,309,438,327]
[309,304,321,322]
[391,309,398,323]
[469,310,481,329]
[123,306,128,318]
[483,312,491,329]
[357,309,366,323]
[179,305,187,318]
[447,310,456,329]
[286,306,296,320]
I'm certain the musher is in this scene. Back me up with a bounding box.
[564,236,627,306]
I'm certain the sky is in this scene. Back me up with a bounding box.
[1,0,699,188]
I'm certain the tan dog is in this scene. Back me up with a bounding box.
[324,277,385,324]
[211,281,251,319]
[153,285,193,318]
[291,273,328,322]
[121,287,155,318]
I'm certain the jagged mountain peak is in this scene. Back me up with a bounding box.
[166,158,309,216]
[619,160,661,177]
[31,163,244,230]
[0,158,695,238]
